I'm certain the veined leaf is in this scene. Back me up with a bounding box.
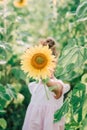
[76,0,87,18]
[54,99,69,122]
[70,83,86,122]
[6,84,17,99]
[11,67,26,80]
[55,44,87,81]
[0,118,7,129]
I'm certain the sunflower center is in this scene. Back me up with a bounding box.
[31,53,48,69]
[36,57,44,64]
[19,0,23,3]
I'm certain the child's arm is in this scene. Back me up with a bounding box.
[59,125,64,130]
[57,80,70,94]
[46,79,63,99]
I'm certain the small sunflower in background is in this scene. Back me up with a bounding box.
[21,45,56,80]
[0,0,3,3]
[53,0,57,6]
[13,0,27,8]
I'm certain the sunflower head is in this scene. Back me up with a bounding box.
[21,45,56,80]
[13,0,27,8]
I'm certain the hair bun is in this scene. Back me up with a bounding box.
[46,37,55,48]
[39,37,58,57]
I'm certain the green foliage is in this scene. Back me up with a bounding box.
[55,43,87,81]
[0,84,16,109]
[54,98,69,122]
[54,83,87,129]
[0,0,87,129]
[0,118,7,129]
[52,0,87,129]
[76,0,87,18]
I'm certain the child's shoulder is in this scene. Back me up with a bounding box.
[29,81,36,86]
[28,81,37,94]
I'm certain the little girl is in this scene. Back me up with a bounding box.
[22,38,70,130]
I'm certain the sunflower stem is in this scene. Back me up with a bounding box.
[44,83,49,100]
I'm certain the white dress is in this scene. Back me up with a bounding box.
[22,79,70,130]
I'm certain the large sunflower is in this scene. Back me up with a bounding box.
[21,45,56,80]
[13,0,27,8]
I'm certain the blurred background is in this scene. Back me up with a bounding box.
[0,0,87,130]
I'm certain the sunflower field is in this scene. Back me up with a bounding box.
[0,0,87,130]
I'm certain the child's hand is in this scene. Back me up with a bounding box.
[52,82,63,99]
[46,79,63,99]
